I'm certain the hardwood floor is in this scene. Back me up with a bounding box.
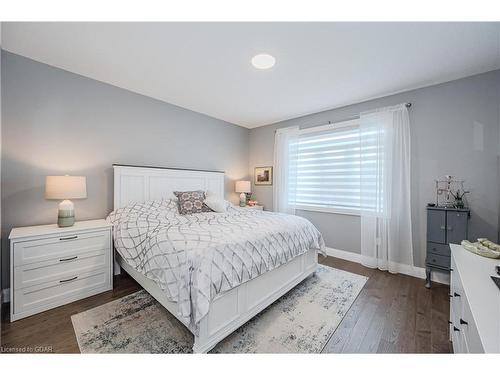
[1,256,452,353]
[321,257,451,353]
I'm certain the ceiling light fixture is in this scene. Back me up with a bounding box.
[251,53,276,70]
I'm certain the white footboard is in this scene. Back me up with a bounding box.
[193,248,318,353]
[117,249,318,353]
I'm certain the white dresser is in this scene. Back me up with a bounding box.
[449,244,500,353]
[9,219,113,321]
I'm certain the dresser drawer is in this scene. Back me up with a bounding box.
[13,229,110,267]
[14,249,110,290]
[450,294,462,327]
[451,261,463,295]
[427,242,450,257]
[451,323,466,353]
[461,296,484,353]
[449,245,499,354]
[450,267,464,311]
[13,268,111,319]
[426,253,450,269]
[451,253,456,272]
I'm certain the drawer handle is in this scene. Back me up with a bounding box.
[440,225,446,230]
[59,256,78,262]
[448,294,453,298]
[59,276,78,283]
[453,326,460,332]
[454,292,461,297]
[447,226,453,231]
[59,235,78,241]
[460,318,468,325]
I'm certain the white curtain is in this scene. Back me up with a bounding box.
[273,126,299,214]
[359,104,413,273]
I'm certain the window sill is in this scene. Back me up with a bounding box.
[295,205,361,217]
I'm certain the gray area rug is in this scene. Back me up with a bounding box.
[71,265,367,353]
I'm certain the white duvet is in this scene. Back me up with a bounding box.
[107,199,325,331]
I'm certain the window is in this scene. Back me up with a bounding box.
[290,120,363,214]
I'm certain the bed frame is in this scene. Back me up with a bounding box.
[112,164,318,353]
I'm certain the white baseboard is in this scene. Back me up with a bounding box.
[324,247,450,285]
[325,247,362,263]
[1,288,10,303]
[412,266,450,285]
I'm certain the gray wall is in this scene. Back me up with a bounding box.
[1,50,499,289]
[249,70,500,267]
[1,51,250,288]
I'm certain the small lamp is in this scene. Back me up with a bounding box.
[235,180,251,207]
[45,175,87,227]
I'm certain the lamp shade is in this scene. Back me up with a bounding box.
[235,180,251,193]
[45,176,87,200]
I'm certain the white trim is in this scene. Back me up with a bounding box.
[1,288,10,303]
[325,247,450,285]
[296,205,360,216]
[325,247,362,263]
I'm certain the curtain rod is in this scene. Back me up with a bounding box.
[275,102,412,132]
[322,102,412,125]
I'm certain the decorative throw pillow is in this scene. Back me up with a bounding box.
[173,190,213,215]
[204,197,230,213]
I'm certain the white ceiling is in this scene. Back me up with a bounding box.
[2,22,500,128]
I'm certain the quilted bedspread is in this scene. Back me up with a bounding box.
[107,199,325,331]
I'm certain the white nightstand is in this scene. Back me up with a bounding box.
[244,205,264,211]
[9,219,113,321]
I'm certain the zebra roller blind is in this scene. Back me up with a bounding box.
[291,122,369,213]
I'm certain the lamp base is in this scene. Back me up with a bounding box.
[58,199,75,227]
[239,192,247,207]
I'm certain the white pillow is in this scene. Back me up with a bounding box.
[204,197,229,213]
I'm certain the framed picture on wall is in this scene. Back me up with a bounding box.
[254,166,273,185]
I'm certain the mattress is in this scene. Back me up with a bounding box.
[107,199,325,330]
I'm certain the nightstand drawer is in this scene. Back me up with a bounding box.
[9,220,113,321]
[427,242,450,257]
[426,253,450,269]
[14,249,110,290]
[13,268,111,320]
[13,230,110,267]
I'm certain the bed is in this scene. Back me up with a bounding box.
[109,164,325,353]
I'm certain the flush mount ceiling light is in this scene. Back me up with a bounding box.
[251,53,276,70]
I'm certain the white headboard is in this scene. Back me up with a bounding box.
[113,164,225,210]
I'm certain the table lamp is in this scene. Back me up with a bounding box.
[45,175,87,227]
[235,180,251,207]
